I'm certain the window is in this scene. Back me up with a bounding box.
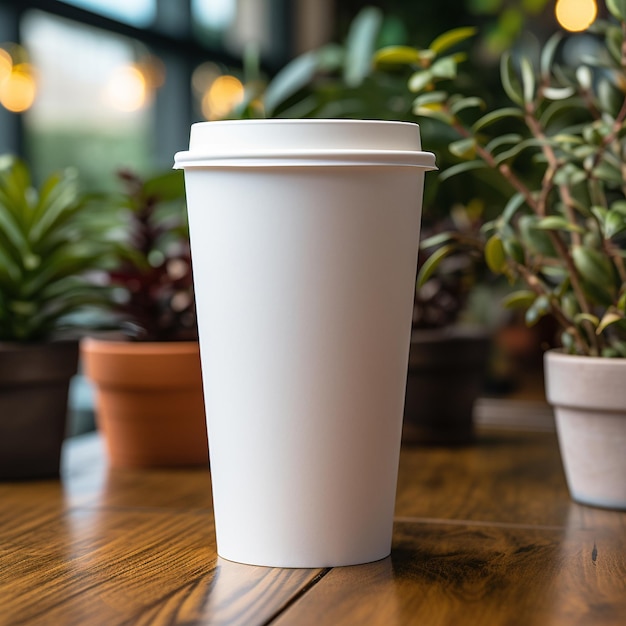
[59,0,156,27]
[22,10,156,190]
[0,0,296,188]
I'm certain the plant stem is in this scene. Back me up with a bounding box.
[523,101,601,353]
[513,260,591,354]
[451,119,537,210]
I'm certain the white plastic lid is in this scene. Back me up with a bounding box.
[174,119,437,169]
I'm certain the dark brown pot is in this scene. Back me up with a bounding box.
[0,341,79,480]
[81,338,209,469]
[403,327,491,446]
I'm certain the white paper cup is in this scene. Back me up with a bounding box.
[174,119,436,568]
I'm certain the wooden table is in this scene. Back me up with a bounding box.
[1,423,625,625]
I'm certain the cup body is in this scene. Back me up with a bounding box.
[175,119,435,567]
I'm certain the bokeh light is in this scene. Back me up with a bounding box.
[201,74,244,120]
[555,0,597,32]
[192,61,221,98]
[0,44,37,113]
[137,55,165,90]
[0,48,12,82]
[105,64,148,112]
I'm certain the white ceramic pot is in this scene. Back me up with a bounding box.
[544,349,626,510]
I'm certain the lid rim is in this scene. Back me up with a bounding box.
[174,149,437,170]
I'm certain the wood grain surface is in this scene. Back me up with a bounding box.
[1,426,625,625]
[273,520,626,626]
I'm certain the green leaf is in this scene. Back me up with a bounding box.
[535,216,584,233]
[316,43,345,72]
[344,6,383,87]
[413,91,447,107]
[592,161,623,184]
[471,107,523,132]
[0,246,20,285]
[503,237,525,264]
[372,45,423,67]
[561,291,578,319]
[30,173,83,244]
[597,309,624,334]
[430,56,458,80]
[485,133,523,154]
[520,56,535,103]
[606,24,624,64]
[525,295,550,326]
[408,70,434,92]
[604,209,626,239]
[576,66,592,90]
[539,97,588,126]
[580,278,616,308]
[501,192,526,223]
[607,0,626,21]
[493,138,542,165]
[542,86,576,101]
[500,52,524,106]
[610,200,626,216]
[519,215,557,256]
[449,96,484,115]
[485,234,507,274]
[429,26,477,54]
[413,104,454,124]
[263,51,320,114]
[438,160,487,182]
[540,32,563,80]
[561,329,576,351]
[416,244,455,288]
[602,342,626,358]
[591,205,608,224]
[571,145,597,160]
[541,265,568,280]
[0,198,26,260]
[553,164,587,186]
[142,170,185,203]
[420,232,455,249]
[572,245,617,295]
[449,137,476,159]
[552,133,584,146]
[574,313,600,328]
[502,289,536,309]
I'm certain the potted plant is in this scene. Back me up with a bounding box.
[81,169,208,469]
[403,210,491,446]
[380,1,626,507]
[0,155,112,479]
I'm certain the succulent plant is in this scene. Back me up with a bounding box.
[377,2,626,356]
[105,169,197,342]
[0,156,112,342]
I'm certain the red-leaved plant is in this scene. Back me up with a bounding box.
[106,169,197,341]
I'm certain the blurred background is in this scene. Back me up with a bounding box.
[0,0,606,434]
[0,0,603,190]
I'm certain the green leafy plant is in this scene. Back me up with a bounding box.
[0,156,113,342]
[105,169,197,342]
[380,2,626,356]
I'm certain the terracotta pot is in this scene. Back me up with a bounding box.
[0,341,78,480]
[81,338,208,469]
[403,327,490,445]
[544,350,626,510]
